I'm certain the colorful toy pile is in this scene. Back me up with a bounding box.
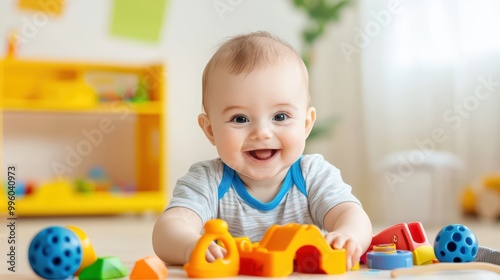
[184,219,355,278]
[183,219,500,278]
[28,226,167,279]
[367,223,500,278]
[362,222,438,269]
[28,220,499,279]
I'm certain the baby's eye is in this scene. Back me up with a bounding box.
[230,115,248,123]
[273,113,289,121]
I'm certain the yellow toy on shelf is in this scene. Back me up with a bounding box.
[4,179,167,216]
[461,175,500,220]
[1,50,167,216]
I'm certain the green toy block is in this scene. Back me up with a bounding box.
[79,256,129,279]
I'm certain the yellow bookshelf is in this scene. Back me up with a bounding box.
[0,58,167,216]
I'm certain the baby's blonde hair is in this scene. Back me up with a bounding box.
[202,31,308,112]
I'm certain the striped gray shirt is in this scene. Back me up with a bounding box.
[167,154,360,241]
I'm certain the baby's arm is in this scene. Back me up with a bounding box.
[152,207,225,265]
[323,202,372,270]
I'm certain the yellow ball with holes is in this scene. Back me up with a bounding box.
[66,226,97,275]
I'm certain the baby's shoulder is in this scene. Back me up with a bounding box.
[300,153,328,169]
[300,154,340,177]
[187,158,225,182]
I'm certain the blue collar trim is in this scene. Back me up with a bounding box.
[219,157,305,211]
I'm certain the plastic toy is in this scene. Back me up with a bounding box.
[89,167,113,192]
[461,176,500,219]
[130,256,168,280]
[238,223,346,277]
[8,178,162,216]
[434,224,478,263]
[39,79,97,108]
[75,168,135,195]
[476,246,500,265]
[391,262,500,278]
[84,71,147,102]
[66,225,97,275]
[184,219,240,278]
[361,222,436,265]
[184,219,347,278]
[25,181,36,195]
[15,181,26,197]
[132,78,150,103]
[367,244,413,270]
[75,178,96,193]
[28,226,82,279]
[412,245,436,265]
[2,180,30,198]
[28,224,131,279]
[79,256,129,279]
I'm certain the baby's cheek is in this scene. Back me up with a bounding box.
[282,130,306,149]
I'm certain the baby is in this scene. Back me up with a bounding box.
[153,31,372,270]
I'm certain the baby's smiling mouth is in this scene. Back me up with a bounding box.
[248,149,278,160]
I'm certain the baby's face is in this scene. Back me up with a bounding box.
[201,60,315,181]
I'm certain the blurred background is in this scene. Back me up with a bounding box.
[2,0,500,226]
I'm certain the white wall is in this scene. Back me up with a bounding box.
[1,0,368,208]
[161,0,308,198]
[305,3,368,205]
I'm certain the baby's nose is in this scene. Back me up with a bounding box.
[249,123,272,140]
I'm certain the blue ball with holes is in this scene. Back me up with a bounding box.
[28,226,82,279]
[434,224,478,263]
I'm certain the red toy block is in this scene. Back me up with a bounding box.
[130,256,168,280]
[25,181,36,195]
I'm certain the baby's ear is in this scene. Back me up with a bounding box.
[198,114,216,146]
[305,106,316,138]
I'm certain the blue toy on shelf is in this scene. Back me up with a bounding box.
[28,226,82,279]
[434,224,478,263]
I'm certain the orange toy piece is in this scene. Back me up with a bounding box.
[66,226,97,275]
[237,223,346,277]
[361,222,436,265]
[184,219,239,278]
[130,256,168,280]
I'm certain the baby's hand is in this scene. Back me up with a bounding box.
[185,241,227,263]
[205,241,227,262]
[324,232,362,270]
